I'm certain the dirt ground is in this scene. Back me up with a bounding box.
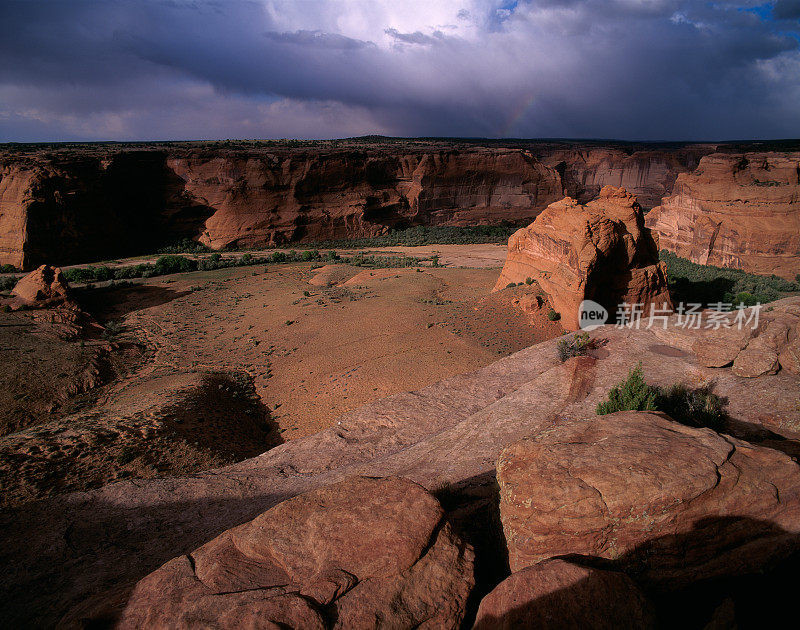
[86,260,562,439]
[0,245,564,504]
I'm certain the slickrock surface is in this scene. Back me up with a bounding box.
[646,152,800,280]
[473,558,654,630]
[65,476,474,629]
[1,298,799,626]
[494,186,671,329]
[497,411,800,587]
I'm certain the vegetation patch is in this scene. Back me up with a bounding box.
[596,363,728,430]
[660,250,800,307]
[556,332,592,362]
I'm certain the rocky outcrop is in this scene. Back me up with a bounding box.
[473,559,654,630]
[3,298,800,626]
[646,152,800,280]
[691,302,800,376]
[497,411,800,587]
[70,476,474,629]
[494,186,672,330]
[11,264,70,304]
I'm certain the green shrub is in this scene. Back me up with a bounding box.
[596,363,728,430]
[596,364,658,415]
[547,309,561,321]
[154,255,197,275]
[0,264,18,273]
[525,277,534,285]
[0,277,17,292]
[654,383,727,431]
[660,250,800,306]
[557,332,591,362]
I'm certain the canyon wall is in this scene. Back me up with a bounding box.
[0,140,782,271]
[646,152,800,280]
[536,146,711,210]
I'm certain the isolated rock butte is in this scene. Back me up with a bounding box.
[71,476,474,629]
[646,152,800,280]
[473,558,655,630]
[494,186,672,330]
[497,411,800,587]
[11,264,70,304]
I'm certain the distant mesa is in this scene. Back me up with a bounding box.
[646,152,800,280]
[494,186,672,330]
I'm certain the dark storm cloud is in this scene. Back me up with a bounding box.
[0,0,798,141]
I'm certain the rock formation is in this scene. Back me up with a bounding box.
[69,476,474,629]
[494,186,672,330]
[473,558,654,629]
[0,140,720,270]
[536,146,711,209]
[497,411,800,587]
[646,152,800,280]
[2,298,800,626]
[691,300,800,376]
[11,264,70,304]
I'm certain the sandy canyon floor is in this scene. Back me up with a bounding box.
[0,245,563,505]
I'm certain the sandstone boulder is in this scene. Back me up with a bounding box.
[473,559,654,630]
[494,186,672,330]
[93,476,474,629]
[497,411,800,588]
[12,264,70,304]
[646,152,800,280]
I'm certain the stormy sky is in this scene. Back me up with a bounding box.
[1,0,799,142]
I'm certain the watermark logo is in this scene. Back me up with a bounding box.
[578,299,608,331]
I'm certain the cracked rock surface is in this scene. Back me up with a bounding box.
[497,410,800,587]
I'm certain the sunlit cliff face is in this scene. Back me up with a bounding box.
[0,0,799,142]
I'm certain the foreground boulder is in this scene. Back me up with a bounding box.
[474,559,654,630]
[494,186,671,330]
[11,264,70,304]
[497,411,800,587]
[71,476,474,629]
[646,152,800,280]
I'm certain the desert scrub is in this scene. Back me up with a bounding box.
[660,250,800,306]
[596,363,728,430]
[596,364,658,415]
[547,308,561,321]
[557,332,591,362]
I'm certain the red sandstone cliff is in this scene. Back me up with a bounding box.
[168,149,563,249]
[494,186,672,330]
[646,152,800,280]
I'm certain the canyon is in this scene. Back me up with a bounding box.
[646,151,800,280]
[0,139,717,270]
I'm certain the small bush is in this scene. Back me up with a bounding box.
[557,332,591,362]
[654,383,727,431]
[0,277,17,292]
[525,277,534,285]
[154,255,197,275]
[0,263,18,273]
[596,363,728,430]
[596,364,658,415]
[547,309,561,321]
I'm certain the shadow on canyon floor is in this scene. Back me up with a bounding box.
[76,284,192,321]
